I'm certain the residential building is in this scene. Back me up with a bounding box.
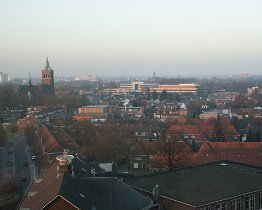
[166,119,240,146]
[118,106,144,118]
[78,105,110,118]
[129,141,192,173]
[19,155,156,210]
[155,103,188,119]
[17,114,39,130]
[189,142,262,167]
[37,126,82,166]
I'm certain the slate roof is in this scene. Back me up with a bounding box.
[126,161,262,207]
[61,176,152,210]
[20,157,153,210]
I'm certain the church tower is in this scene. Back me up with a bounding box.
[41,57,54,94]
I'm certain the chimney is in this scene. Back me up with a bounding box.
[56,150,74,177]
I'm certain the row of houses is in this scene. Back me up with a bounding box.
[19,147,262,210]
[77,102,188,120]
[129,141,262,172]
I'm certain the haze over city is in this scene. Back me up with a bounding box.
[1,0,262,78]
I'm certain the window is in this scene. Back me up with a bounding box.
[134,163,138,169]
[215,202,227,210]
[231,198,241,210]
[259,192,262,210]
[245,194,255,210]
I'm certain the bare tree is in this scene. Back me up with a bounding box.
[154,133,191,171]
[214,114,224,142]
[92,122,129,173]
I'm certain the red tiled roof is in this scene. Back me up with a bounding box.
[72,115,92,121]
[38,126,82,154]
[19,161,65,210]
[18,114,39,129]
[38,127,64,153]
[189,142,262,167]
[167,119,239,142]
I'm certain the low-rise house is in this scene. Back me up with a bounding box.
[118,106,144,118]
[155,103,188,119]
[144,107,156,119]
[78,105,110,118]
[19,155,156,210]
[129,141,192,173]
[189,142,262,167]
[37,126,82,166]
[126,161,262,210]
[166,119,240,146]
[24,106,66,126]
[72,115,92,122]
[17,114,39,130]
[133,124,162,141]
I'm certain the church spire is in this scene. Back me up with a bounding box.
[46,57,50,68]
[29,71,32,87]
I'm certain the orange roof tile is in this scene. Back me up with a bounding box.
[20,161,64,210]
[189,142,262,167]
[72,115,92,121]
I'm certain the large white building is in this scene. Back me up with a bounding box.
[0,72,12,82]
[118,82,198,93]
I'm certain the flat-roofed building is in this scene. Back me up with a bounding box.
[118,82,198,94]
[127,161,262,210]
[151,83,198,93]
[78,105,110,118]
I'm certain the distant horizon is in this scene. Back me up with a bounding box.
[1,1,262,78]
[11,72,262,81]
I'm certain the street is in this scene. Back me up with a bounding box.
[0,133,36,207]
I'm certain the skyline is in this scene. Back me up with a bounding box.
[1,0,262,78]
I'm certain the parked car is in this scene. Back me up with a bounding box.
[31,155,37,160]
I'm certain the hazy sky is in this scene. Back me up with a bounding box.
[0,0,262,78]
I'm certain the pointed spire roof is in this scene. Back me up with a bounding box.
[46,57,50,68]
[29,71,32,86]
